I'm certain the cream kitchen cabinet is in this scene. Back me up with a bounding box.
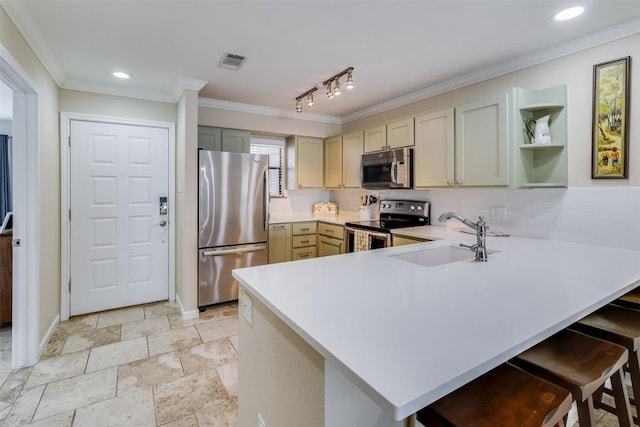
[198,126,251,153]
[414,108,455,188]
[292,222,317,260]
[454,90,510,186]
[363,118,414,153]
[287,136,324,189]
[317,222,345,257]
[324,131,363,189]
[392,234,431,246]
[268,223,292,264]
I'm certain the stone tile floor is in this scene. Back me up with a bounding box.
[0,301,238,426]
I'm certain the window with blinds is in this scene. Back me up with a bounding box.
[250,137,284,197]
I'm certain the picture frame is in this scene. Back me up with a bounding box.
[592,56,631,179]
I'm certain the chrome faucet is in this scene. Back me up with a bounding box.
[438,212,489,262]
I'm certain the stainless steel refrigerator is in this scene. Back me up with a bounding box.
[198,150,269,308]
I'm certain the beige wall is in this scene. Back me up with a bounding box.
[59,89,176,122]
[239,289,324,427]
[175,89,199,313]
[1,6,61,343]
[343,33,640,187]
[198,106,341,138]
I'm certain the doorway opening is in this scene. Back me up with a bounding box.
[1,45,41,368]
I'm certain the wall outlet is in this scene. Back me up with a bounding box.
[490,206,507,221]
[257,413,266,427]
[241,290,253,326]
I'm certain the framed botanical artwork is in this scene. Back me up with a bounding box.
[592,56,631,179]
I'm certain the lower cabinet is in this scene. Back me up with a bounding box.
[269,221,345,263]
[317,223,345,257]
[392,235,431,246]
[268,223,292,264]
[292,222,317,261]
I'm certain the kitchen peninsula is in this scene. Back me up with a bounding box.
[232,229,640,427]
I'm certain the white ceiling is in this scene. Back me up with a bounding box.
[3,1,640,122]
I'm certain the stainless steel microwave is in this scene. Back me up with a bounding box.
[361,147,413,189]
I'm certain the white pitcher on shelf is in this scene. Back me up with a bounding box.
[525,115,552,144]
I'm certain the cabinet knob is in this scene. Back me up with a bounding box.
[456,180,462,185]
[447,180,453,186]
[298,184,302,189]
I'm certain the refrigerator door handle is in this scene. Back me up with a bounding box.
[263,170,269,230]
[202,245,267,257]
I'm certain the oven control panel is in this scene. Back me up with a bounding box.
[379,200,430,218]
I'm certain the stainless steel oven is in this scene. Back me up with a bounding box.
[345,227,391,252]
[344,200,430,253]
[361,147,413,189]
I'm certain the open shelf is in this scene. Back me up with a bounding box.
[515,85,567,188]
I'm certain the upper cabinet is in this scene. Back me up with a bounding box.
[363,118,414,153]
[514,85,567,188]
[287,136,324,189]
[342,131,363,188]
[324,135,343,189]
[387,118,414,150]
[455,90,511,186]
[198,126,250,153]
[324,131,363,189]
[364,125,387,152]
[414,108,455,188]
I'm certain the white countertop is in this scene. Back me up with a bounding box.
[233,232,640,420]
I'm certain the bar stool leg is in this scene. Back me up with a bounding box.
[610,367,633,427]
[628,349,640,419]
[576,395,596,427]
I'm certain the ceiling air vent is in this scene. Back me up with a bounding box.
[218,53,247,70]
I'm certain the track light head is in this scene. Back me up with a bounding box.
[334,79,341,96]
[346,70,354,89]
[295,99,302,113]
[307,93,314,107]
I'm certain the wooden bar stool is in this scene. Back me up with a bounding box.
[511,329,633,427]
[570,304,640,423]
[614,287,640,309]
[416,363,572,427]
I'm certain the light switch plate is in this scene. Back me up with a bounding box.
[241,290,253,326]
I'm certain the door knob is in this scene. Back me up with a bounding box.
[157,220,167,227]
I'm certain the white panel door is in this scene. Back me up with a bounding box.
[70,120,169,315]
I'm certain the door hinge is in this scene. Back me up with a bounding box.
[68,136,71,147]
[68,279,71,293]
[68,209,71,221]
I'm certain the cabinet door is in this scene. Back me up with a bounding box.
[221,129,251,153]
[392,235,430,246]
[342,131,363,188]
[455,91,510,186]
[268,224,292,264]
[324,136,343,189]
[318,235,344,257]
[296,137,324,189]
[387,118,414,149]
[364,125,387,153]
[414,109,454,188]
[198,126,222,151]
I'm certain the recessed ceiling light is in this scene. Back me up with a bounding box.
[113,71,131,79]
[554,6,584,21]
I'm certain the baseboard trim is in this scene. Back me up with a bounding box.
[39,314,60,358]
[176,294,199,321]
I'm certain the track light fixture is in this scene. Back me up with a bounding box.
[294,67,354,112]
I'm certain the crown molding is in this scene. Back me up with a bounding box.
[61,78,176,104]
[342,16,640,123]
[1,1,65,87]
[198,98,341,124]
[172,77,207,102]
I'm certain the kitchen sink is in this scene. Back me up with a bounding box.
[390,244,496,267]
